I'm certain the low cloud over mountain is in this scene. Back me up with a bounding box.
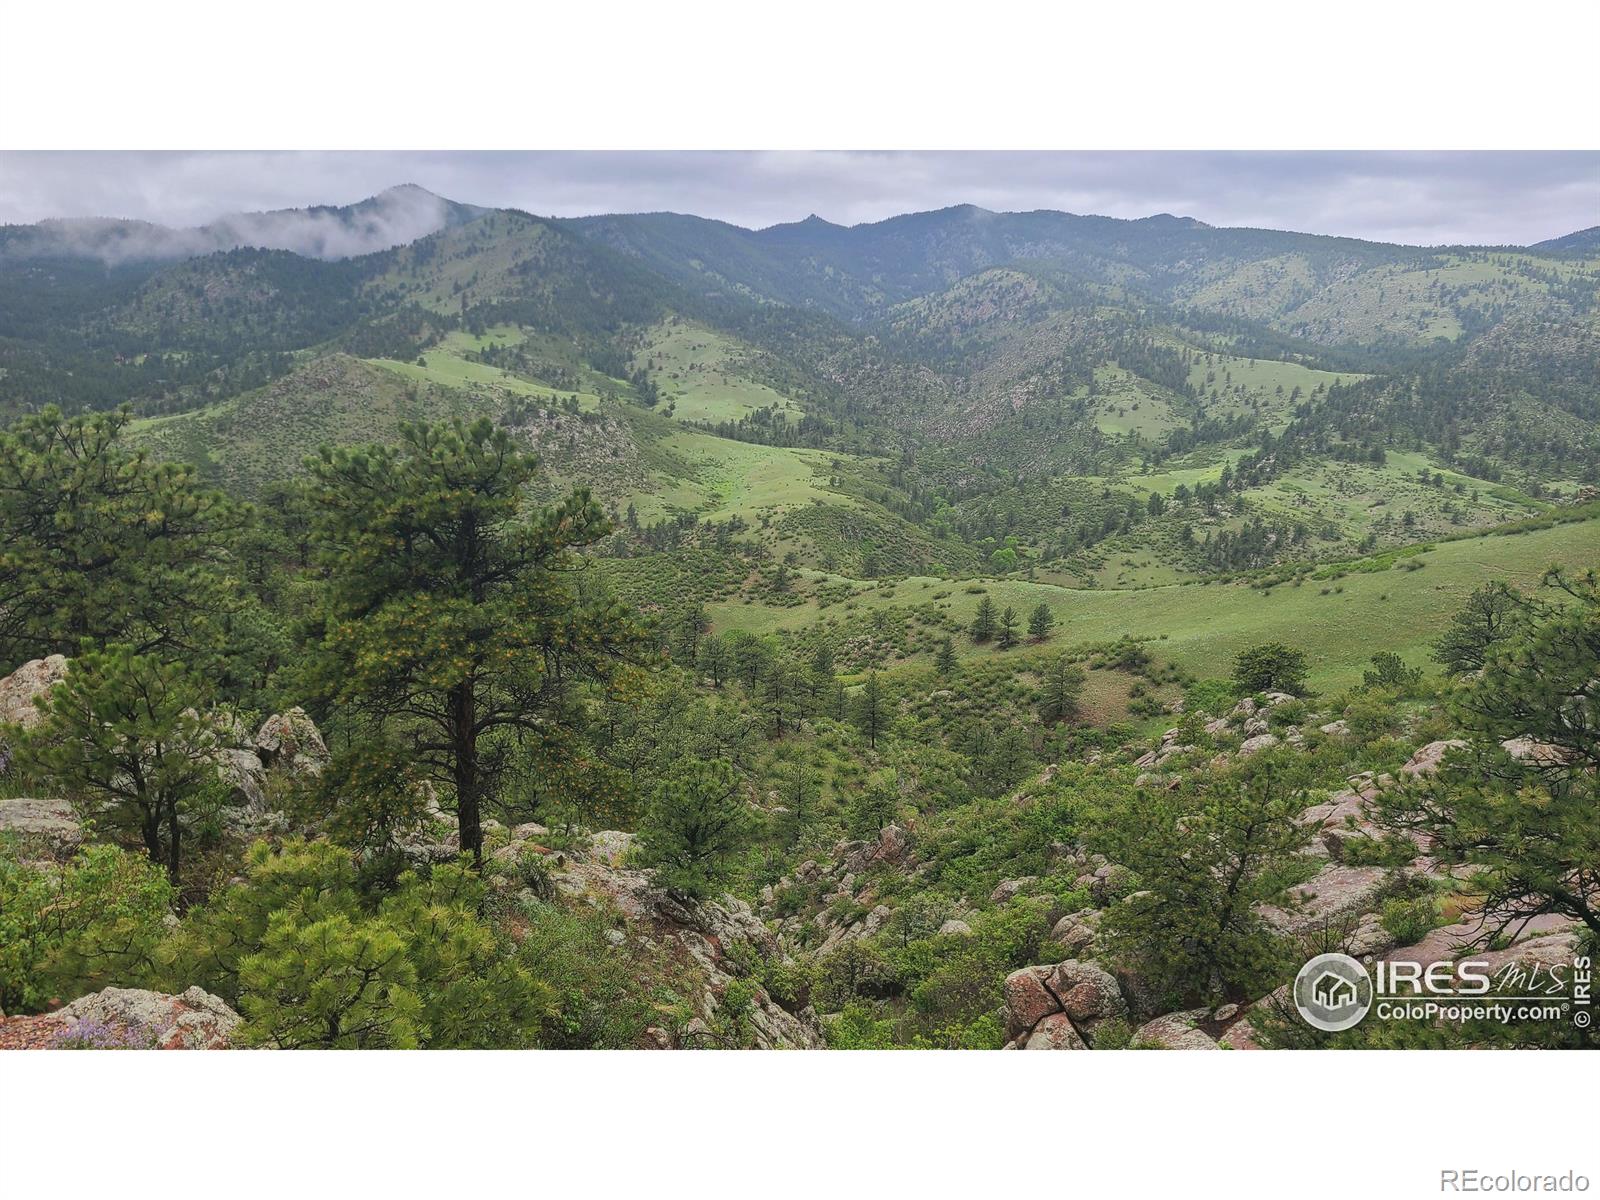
[1,184,480,265]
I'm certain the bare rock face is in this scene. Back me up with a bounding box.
[1024,1013,1088,1050]
[1003,958,1128,1048]
[1047,960,1128,1037]
[1499,737,1573,768]
[1238,732,1279,757]
[202,707,330,820]
[1400,739,1468,778]
[1383,912,1579,969]
[1258,863,1389,936]
[0,797,82,860]
[0,654,69,731]
[1132,1008,1219,1050]
[989,876,1037,905]
[212,747,269,810]
[254,708,330,774]
[1298,788,1395,861]
[0,986,241,1050]
[1346,911,1396,958]
[1049,908,1102,955]
[1004,967,1061,1042]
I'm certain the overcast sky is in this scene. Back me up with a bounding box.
[1,151,1596,246]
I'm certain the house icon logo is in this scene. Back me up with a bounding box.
[1294,953,1373,1032]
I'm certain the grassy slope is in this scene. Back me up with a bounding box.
[130,354,499,495]
[634,319,802,426]
[707,516,1600,692]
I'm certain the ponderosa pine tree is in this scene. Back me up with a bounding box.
[971,596,997,643]
[997,605,1020,649]
[847,770,899,838]
[856,671,888,749]
[1230,642,1309,696]
[1027,602,1055,642]
[0,406,245,671]
[1431,581,1529,675]
[1037,654,1086,724]
[636,758,751,900]
[11,645,221,883]
[307,419,640,865]
[935,636,957,677]
[1083,751,1316,1006]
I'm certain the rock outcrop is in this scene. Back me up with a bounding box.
[519,829,824,1049]
[1258,863,1389,935]
[254,708,329,773]
[0,655,69,731]
[1400,739,1468,778]
[1132,1008,1220,1050]
[0,986,242,1050]
[1003,958,1127,1048]
[0,796,82,861]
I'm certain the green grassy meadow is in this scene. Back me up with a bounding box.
[706,515,1600,692]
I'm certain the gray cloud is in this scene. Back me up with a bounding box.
[5,183,460,265]
[1,151,1595,248]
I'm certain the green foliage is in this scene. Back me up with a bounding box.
[845,770,900,838]
[1230,642,1309,696]
[512,899,685,1048]
[307,417,642,862]
[1379,894,1440,946]
[970,596,996,643]
[1027,602,1055,642]
[0,843,174,1013]
[0,405,244,672]
[1431,581,1530,675]
[298,740,431,856]
[161,839,551,1048]
[1376,568,1600,940]
[855,670,889,749]
[636,758,752,900]
[10,644,220,882]
[1037,655,1087,724]
[1184,677,1238,717]
[237,909,425,1049]
[1362,651,1423,691]
[1082,752,1317,1006]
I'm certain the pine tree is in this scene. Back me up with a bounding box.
[856,671,888,749]
[1376,569,1600,939]
[1084,752,1316,1007]
[0,405,245,670]
[934,636,957,676]
[637,759,752,900]
[846,770,899,837]
[698,634,731,687]
[1027,602,1055,642]
[971,596,997,642]
[13,645,220,883]
[1038,655,1086,723]
[1431,581,1529,675]
[307,419,641,865]
[811,642,835,679]
[997,605,1020,649]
